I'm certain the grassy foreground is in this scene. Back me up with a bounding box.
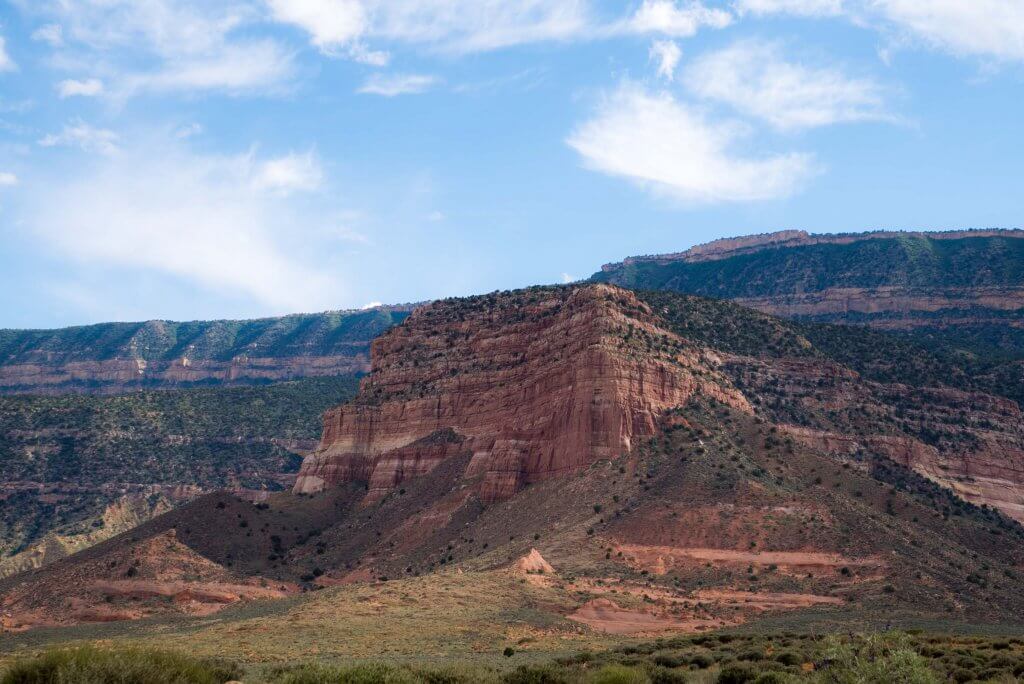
[5,632,1024,683]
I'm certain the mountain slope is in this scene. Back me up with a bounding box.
[0,375,359,578]
[593,229,1024,359]
[5,284,1024,640]
[0,307,411,394]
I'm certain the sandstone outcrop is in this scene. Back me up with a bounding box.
[295,285,750,501]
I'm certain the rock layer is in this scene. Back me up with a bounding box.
[295,285,750,500]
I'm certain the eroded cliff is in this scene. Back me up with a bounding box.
[294,285,750,500]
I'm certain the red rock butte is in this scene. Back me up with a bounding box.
[294,285,750,501]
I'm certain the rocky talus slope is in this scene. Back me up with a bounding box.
[0,307,411,394]
[294,285,750,501]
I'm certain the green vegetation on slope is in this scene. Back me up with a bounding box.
[636,290,1024,407]
[7,632,1024,683]
[594,235,1024,298]
[0,309,410,365]
[0,375,359,558]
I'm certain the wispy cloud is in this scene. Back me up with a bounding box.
[268,0,733,60]
[0,172,18,186]
[873,0,1024,63]
[738,0,1024,63]
[39,121,120,154]
[57,78,104,98]
[649,40,682,79]
[250,151,324,195]
[25,1,295,97]
[0,35,16,72]
[684,40,893,130]
[31,23,63,46]
[567,82,815,203]
[23,135,345,311]
[358,73,438,96]
[734,0,843,17]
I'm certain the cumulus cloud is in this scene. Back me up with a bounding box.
[649,40,682,79]
[39,121,119,154]
[567,82,814,203]
[358,73,437,96]
[684,40,892,130]
[623,0,733,36]
[24,137,344,311]
[57,78,104,98]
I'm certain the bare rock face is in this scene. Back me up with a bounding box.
[295,285,750,501]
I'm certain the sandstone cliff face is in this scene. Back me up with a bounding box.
[295,285,750,501]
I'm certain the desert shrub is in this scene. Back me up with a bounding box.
[815,634,939,684]
[0,646,242,684]
[647,667,687,684]
[503,665,570,684]
[652,654,686,668]
[689,654,714,669]
[753,673,795,684]
[588,665,649,684]
[717,665,758,683]
[774,651,802,667]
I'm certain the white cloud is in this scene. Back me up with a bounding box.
[25,1,294,96]
[360,300,383,309]
[250,151,324,194]
[119,40,296,96]
[733,0,843,16]
[561,273,577,283]
[175,123,204,139]
[567,82,814,203]
[39,121,119,154]
[649,40,682,79]
[873,0,1024,63]
[358,73,437,96]
[684,40,891,130]
[266,0,592,55]
[622,0,733,37]
[0,172,18,186]
[24,138,344,311]
[31,23,64,46]
[0,36,15,72]
[733,0,1024,63]
[266,0,368,53]
[57,78,104,98]
[267,0,731,59]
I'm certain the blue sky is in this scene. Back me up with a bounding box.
[0,0,1021,328]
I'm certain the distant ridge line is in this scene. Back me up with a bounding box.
[601,228,1024,271]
